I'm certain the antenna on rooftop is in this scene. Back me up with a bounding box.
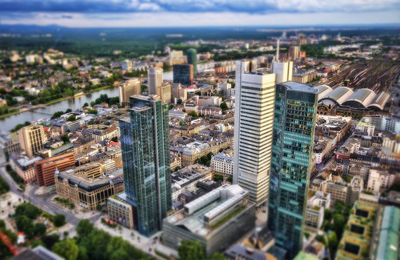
[275,38,280,62]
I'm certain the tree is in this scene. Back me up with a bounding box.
[67,115,76,121]
[52,239,79,260]
[53,214,66,227]
[220,102,228,113]
[188,110,198,118]
[61,134,70,144]
[51,111,64,119]
[178,240,205,260]
[33,223,47,237]
[76,219,94,238]
[328,231,338,258]
[83,102,89,108]
[110,249,130,260]
[106,236,126,256]
[87,109,98,115]
[315,235,326,246]
[209,252,226,260]
[324,209,332,221]
[333,214,346,237]
[213,174,223,182]
[141,85,148,93]
[177,99,183,105]
[0,175,10,194]
[15,202,41,219]
[65,108,72,113]
[16,215,34,238]
[41,234,59,249]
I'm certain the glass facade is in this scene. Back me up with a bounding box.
[268,82,317,257]
[119,96,171,236]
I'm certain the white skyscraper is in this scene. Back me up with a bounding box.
[272,61,293,84]
[148,67,163,95]
[233,61,276,206]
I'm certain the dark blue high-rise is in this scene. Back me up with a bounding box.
[268,82,317,257]
[119,95,171,236]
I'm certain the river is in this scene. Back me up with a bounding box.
[0,71,173,133]
[0,87,120,133]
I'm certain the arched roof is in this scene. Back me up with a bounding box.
[315,85,333,100]
[320,86,353,105]
[367,91,390,110]
[342,88,376,108]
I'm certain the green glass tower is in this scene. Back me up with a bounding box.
[119,95,171,236]
[267,82,317,257]
[187,48,197,76]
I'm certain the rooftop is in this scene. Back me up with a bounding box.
[165,184,249,238]
[281,81,317,94]
[56,167,123,191]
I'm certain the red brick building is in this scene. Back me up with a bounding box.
[35,152,75,186]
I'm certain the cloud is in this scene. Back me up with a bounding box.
[1,10,399,28]
[0,0,399,14]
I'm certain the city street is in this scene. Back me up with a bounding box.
[0,166,102,227]
[95,219,178,259]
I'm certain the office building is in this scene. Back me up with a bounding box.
[148,67,163,96]
[322,181,351,207]
[211,152,234,176]
[173,64,193,86]
[119,78,141,106]
[272,61,293,84]
[18,125,46,158]
[0,133,21,162]
[268,82,317,256]
[187,48,197,75]
[121,59,132,72]
[35,152,75,186]
[107,194,135,229]
[119,95,171,236]
[288,46,301,61]
[55,168,124,210]
[160,82,172,104]
[9,154,42,183]
[233,61,276,205]
[373,206,400,260]
[171,83,187,103]
[168,50,185,65]
[162,185,255,257]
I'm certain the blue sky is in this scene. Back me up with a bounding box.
[0,0,399,27]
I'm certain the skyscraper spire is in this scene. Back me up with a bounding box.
[275,38,280,62]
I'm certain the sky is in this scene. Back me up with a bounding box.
[0,0,399,27]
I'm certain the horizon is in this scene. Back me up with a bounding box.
[2,23,400,29]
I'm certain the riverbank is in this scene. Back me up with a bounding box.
[0,109,20,120]
[0,86,116,120]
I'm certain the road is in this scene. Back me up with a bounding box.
[310,126,354,182]
[0,166,102,227]
[0,166,171,258]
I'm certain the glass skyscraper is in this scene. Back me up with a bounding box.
[267,82,317,257]
[187,48,197,76]
[119,95,171,236]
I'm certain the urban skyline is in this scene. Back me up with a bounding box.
[0,5,399,259]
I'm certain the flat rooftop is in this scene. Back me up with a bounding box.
[165,184,249,238]
[281,81,317,94]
